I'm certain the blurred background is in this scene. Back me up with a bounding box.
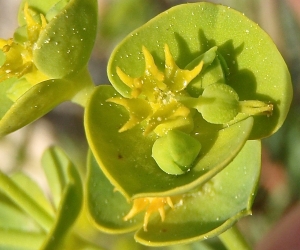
[0,0,300,249]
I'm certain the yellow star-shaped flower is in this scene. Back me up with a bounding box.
[107,44,203,136]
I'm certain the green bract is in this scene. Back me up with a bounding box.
[85,2,292,245]
[152,130,202,175]
[0,0,97,137]
[87,140,261,245]
[107,2,292,139]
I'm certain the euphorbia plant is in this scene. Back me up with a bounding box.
[0,1,293,250]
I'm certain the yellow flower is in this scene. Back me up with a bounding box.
[107,44,203,136]
[124,196,174,231]
[0,3,48,100]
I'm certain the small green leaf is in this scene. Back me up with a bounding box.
[42,147,71,210]
[33,0,98,78]
[0,170,54,232]
[0,68,90,137]
[11,172,55,217]
[41,146,83,250]
[0,194,40,231]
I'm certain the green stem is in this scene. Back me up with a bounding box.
[71,67,96,107]
[218,225,251,250]
[0,171,54,232]
[176,95,214,110]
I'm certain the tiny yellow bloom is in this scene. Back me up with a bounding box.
[107,44,203,136]
[0,3,48,100]
[124,196,174,231]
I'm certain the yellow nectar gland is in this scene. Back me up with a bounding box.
[124,196,174,231]
[107,44,203,136]
[0,2,47,83]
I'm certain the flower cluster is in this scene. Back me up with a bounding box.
[0,3,48,101]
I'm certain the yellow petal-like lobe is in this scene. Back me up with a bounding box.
[107,97,152,132]
[124,197,174,231]
[164,44,203,92]
[112,44,203,136]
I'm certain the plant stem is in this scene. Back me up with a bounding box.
[0,171,54,232]
[218,225,251,250]
[71,67,95,107]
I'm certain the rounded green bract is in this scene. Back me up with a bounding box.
[107,2,292,139]
[152,130,201,175]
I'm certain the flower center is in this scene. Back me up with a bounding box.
[107,44,203,136]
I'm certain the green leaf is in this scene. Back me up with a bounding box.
[42,146,75,209]
[11,172,55,218]
[85,85,253,199]
[107,2,292,139]
[0,194,40,231]
[0,68,90,137]
[0,170,54,232]
[40,146,83,250]
[33,0,98,78]
[135,140,261,246]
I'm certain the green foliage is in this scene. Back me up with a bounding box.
[0,146,83,250]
